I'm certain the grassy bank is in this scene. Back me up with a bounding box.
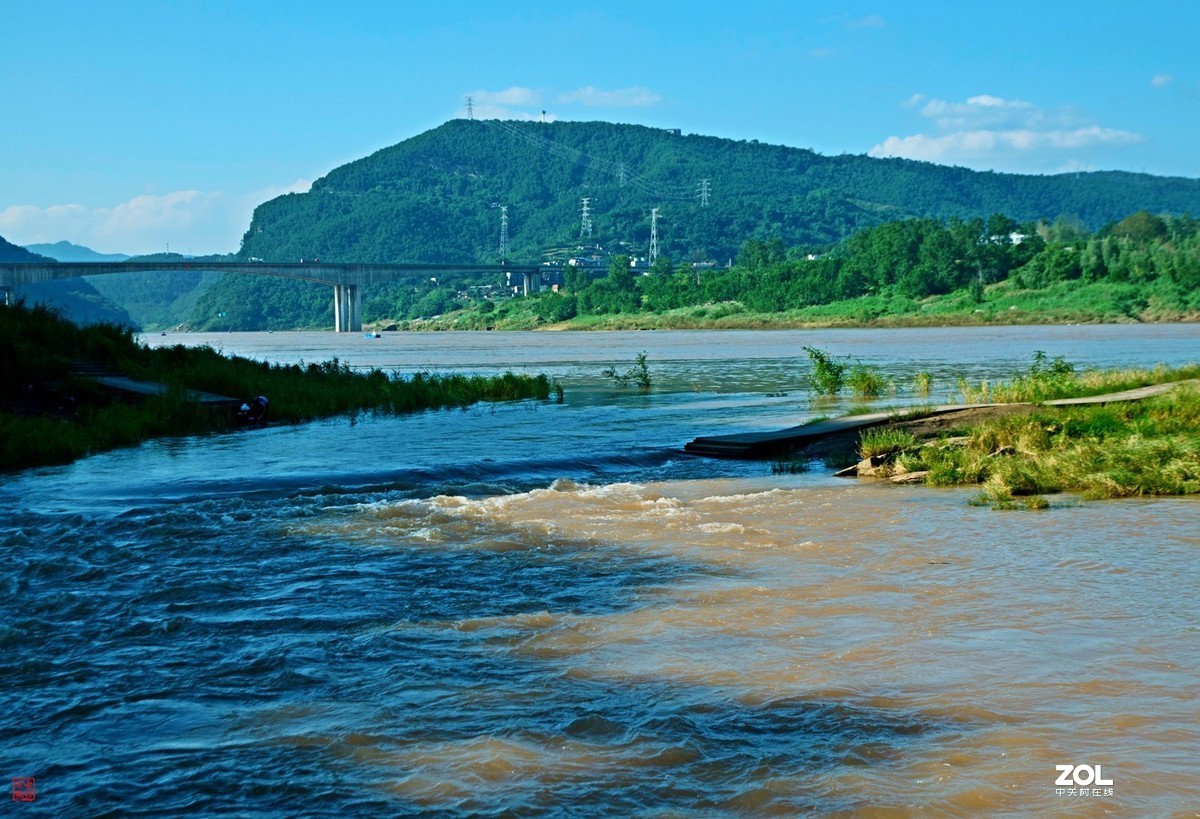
[1,302,554,472]
[847,359,1200,508]
[381,279,1200,333]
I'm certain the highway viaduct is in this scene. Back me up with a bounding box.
[0,261,543,332]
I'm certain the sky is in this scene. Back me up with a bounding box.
[2,1,1198,256]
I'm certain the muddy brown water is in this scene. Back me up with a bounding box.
[3,324,1196,814]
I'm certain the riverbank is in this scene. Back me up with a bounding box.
[0,302,554,472]
[795,365,1200,507]
[382,278,1200,332]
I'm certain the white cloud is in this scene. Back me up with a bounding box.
[848,14,885,29]
[557,85,661,107]
[474,87,543,106]
[871,127,1142,164]
[462,87,551,120]
[101,190,220,235]
[1151,73,1173,87]
[0,182,313,256]
[920,94,1042,130]
[461,84,661,120]
[871,93,1143,171]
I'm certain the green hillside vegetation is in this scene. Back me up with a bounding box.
[176,119,1200,330]
[77,252,232,330]
[385,210,1200,330]
[238,119,1200,265]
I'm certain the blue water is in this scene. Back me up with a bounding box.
[3,324,1198,815]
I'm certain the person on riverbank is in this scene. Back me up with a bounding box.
[237,395,268,426]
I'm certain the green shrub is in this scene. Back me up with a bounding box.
[804,346,847,395]
[848,365,889,398]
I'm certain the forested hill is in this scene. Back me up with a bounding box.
[237,119,1200,265]
[0,235,52,263]
[0,234,135,327]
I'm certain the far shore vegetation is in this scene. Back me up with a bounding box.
[356,210,1200,334]
[0,302,553,472]
[836,353,1200,509]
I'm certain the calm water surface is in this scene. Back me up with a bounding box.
[3,325,1198,815]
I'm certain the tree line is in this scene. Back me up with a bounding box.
[508,210,1200,322]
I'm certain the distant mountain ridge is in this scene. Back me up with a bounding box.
[0,235,135,327]
[1,235,52,263]
[237,119,1200,265]
[25,241,130,262]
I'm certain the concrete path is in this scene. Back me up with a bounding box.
[683,380,1198,459]
[71,361,243,409]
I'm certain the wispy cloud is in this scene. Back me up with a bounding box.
[462,87,551,120]
[919,94,1043,130]
[462,84,662,120]
[0,182,312,255]
[869,93,1143,171]
[1151,73,1173,88]
[847,14,885,29]
[557,85,661,108]
[873,127,1142,163]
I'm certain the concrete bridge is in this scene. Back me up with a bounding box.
[0,260,542,331]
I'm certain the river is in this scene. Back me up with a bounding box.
[3,324,1197,815]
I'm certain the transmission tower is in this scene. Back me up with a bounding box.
[465,96,475,119]
[580,197,593,239]
[498,205,509,258]
[698,178,711,207]
[618,163,627,187]
[649,207,660,264]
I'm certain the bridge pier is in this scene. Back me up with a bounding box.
[2,261,541,331]
[522,270,540,296]
[333,283,361,332]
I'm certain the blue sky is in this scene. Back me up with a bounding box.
[3,1,1198,255]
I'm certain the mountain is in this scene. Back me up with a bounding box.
[1,235,136,327]
[236,119,1200,266]
[25,241,130,262]
[1,235,52,264]
[185,118,1200,329]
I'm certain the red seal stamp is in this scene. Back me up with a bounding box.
[12,777,36,802]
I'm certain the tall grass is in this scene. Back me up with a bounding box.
[858,428,921,458]
[847,364,890,398]
[602,352,652,389]
[0,302,554,471]
[958,351,1200,404]
[899,383,1200,505]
